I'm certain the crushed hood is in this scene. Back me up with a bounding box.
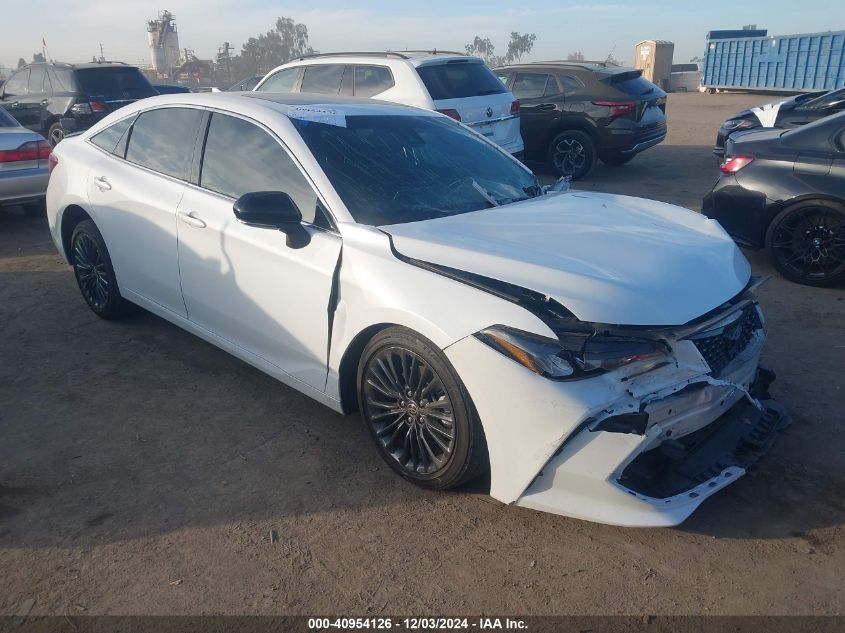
[381,192,750,326]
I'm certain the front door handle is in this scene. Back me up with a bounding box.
[178,211,207,229]
[93,176,112,191]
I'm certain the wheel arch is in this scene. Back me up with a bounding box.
[762,194,845,244]
[336,322,395,414]
[60,204,93,261]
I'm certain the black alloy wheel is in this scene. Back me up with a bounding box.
[357,327,487,489]
[766,201,845,287]
[70,220,129,319]
[549,130,596,180]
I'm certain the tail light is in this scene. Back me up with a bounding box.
[720,155,754,174]
[436,108,461,122]
[510,100,520,115]
[0,140,52,163]
[48,152,59,174]
[70,101,107,115]
[592,100,636,118]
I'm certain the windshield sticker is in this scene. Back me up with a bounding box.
[285,106,347,128]
[750,100,787,128]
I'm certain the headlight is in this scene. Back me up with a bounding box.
[722,118,756,132]
[474,325,671,381]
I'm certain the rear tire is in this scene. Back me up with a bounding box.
[47,122,64,147]
[765,200,845,287]
[70,220,130,319]
[599,152,635,167]
[357,326,488,490]
[548,130,596,180]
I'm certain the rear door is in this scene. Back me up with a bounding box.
[85,106,204,316]
[415,60,520,150]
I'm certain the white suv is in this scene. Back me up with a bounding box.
[254,51,524,157]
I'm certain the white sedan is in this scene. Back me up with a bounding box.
[46,92,789,527]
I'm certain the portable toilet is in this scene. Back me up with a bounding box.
[635,40,675,90]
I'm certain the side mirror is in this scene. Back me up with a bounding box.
[233,191,310,248]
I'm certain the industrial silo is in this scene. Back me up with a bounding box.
[147,10,181,77]
[635,40,675,90]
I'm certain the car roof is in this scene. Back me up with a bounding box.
[496,61,629,74]
[99,91,438,121]
[21,61,139,71]
[281,51,477,67]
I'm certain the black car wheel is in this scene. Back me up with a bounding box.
[599,152,635,167]
[47,122,65,147]
[357,327,488,490]
[765,200,845,287]
[549,130,596,180]
[70,220,130,319]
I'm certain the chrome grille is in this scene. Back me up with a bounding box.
[691,305,762,376]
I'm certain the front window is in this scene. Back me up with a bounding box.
[292,114,540,226]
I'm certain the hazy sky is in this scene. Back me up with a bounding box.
[3,0,844,72]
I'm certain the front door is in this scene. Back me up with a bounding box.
[176,111,342,391]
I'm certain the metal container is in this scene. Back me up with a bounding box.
[702,29,845,92]
[635,40,675,91]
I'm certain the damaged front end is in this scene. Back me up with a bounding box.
[442,276,790,527]
[508,291,791,527]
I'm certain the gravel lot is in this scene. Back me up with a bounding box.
[1,92,843,617]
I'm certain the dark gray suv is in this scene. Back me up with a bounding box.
[494,61,667,179]
[0,62,157,146]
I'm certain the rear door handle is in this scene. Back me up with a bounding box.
[40,99,49,106]
[178,211,207,229]
[93,176,112,191]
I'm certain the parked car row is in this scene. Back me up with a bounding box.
[706,87,845,286]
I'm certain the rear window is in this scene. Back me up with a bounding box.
[74,67,156,99]
[416,61,507,100]
[604,70,657,96]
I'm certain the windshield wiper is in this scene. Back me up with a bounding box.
[471,180,500,207]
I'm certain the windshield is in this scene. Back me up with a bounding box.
[803,88,845,110]
[75,68,157,100]
[291,114,540,226]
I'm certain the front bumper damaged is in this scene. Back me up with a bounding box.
[444,300,790,527]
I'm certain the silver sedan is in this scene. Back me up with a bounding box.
[0,106,51,214]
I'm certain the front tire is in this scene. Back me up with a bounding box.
[765,200,845,287]
[70,220,130,319]
[357,327,488,490]
[548,130,596,180]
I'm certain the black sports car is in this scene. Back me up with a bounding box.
[714,87,845,157]
[703,111,845,287]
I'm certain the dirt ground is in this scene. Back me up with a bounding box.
[1,92,844,617]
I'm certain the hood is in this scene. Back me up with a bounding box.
[381,192,750,326]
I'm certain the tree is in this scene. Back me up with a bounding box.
[506,32,536,64]
[233,16,314,76]
[17,58,26,69]
[465,36,496,63]
[32,53,46,63]
[465,33,537,67]
[567,51,585,61]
